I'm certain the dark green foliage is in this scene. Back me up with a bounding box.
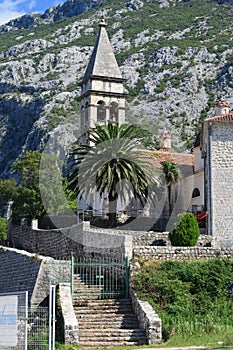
[0,218,7,241]
[134,259,233,340]
[0,178,16,213]
[169,213,200,246]
[1,151,77,219]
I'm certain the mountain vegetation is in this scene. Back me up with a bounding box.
[0,0,233,177]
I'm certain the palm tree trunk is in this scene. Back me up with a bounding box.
[108,193,118,227]
[168,184,172,217]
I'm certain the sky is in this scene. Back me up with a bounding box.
[0,0,66,25]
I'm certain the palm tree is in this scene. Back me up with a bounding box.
[68,122,158,226]
[161,161,180,217]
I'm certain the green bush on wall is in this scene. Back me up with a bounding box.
[169,213,200,246]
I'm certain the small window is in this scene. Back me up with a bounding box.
[97,101,106,122]
[192,188,200,198]
[85,102,89,128]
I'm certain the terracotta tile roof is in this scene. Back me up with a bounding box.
[144,150,194,177]
[214,100,230,108]
[205,113,233,122]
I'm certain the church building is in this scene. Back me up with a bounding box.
[77,17,233,247]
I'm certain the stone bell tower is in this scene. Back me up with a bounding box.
[78,17,127,132]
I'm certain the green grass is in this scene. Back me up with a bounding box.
[55,343,233,350]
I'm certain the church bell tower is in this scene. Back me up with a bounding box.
[78,17,127,132]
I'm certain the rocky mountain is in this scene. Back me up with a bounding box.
[0,0,233,177]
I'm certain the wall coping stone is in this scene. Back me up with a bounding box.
[130,288,162,344]
[59,283,79,345]
[0,245,54,261]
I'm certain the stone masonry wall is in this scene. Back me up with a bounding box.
[59,283,78,345]
[0,246,70,306]
[90,227,213,247]
[211,122,233,247]
[10,222,132,259]
[130,288,162,344]
[133,246,233,261]
[10,222,232,263]
[10,224,83,259]
[0,247,41,303]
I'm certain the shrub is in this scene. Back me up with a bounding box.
[169,213,200,246]
[134,259,233,341]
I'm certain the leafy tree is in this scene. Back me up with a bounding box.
[0,178,16,214]
[0,218,7,241]
[169,212,200,246]
[68,122,159,226]
[12,151,45,219]
[11,151,76,219]
[39,157,77,216]
[161,161,180,216]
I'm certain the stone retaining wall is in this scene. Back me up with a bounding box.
[133,246,233,261]
[90,227,213,247]
[130,288,162,344]
[10,224,83,259]
[0,246,70,306]
[10,223,132,259]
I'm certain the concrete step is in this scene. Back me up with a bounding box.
[78,340,147,347]
[78,322,140,329]
[73,298,132,306]
[74,305,135,312]
[79,332,147,345]
[79,329,145,337]
[73,298,147,346]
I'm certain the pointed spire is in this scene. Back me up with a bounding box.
[81,17,123,83]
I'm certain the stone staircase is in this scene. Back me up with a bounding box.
[73,297,148,347]
[72,275,147,347]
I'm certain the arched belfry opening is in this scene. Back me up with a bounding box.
[97,101,106,122]
[109,102,119,123]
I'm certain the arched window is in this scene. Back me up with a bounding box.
[192,188,200,198]
[110,102,119,123]
[80,106,85,129]
[97,101,106,122]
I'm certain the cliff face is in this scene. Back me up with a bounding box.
[0,0,233,176]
